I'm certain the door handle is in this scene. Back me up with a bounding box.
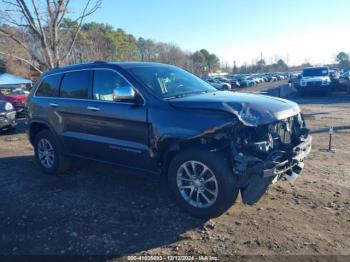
[87,106,100,111]
[49,103,58,107]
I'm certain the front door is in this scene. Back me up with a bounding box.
[78,69,154,172]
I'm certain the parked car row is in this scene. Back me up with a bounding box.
[204,72,288,90]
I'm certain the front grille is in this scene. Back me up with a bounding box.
[307,81,322,86]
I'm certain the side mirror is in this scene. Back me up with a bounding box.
[113,86,136,101]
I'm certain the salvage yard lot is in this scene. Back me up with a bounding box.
[0,87,350,257]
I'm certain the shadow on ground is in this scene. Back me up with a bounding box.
[0,155,204,255]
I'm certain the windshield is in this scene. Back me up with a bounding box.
[127,65,217,99]
[0,87,27,95]
[303,68,329,77]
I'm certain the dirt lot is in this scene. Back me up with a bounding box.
[0,86,350,259]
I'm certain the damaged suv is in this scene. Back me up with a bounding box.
[26,62,312,218]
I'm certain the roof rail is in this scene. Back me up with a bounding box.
[93,60,107,63]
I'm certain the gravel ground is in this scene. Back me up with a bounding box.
[0,86,349,260]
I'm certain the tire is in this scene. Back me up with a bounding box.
[34,129,70,175]
[168,148,239,219]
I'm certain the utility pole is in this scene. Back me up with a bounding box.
[260,51,263,72]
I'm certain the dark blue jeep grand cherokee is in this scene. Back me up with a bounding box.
[26,62,312,218]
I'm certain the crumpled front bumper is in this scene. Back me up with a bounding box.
[263,134,312,183]
[236,134,312,205]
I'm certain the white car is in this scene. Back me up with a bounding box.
[298,67,332,92]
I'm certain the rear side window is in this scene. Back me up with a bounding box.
[36,74,62,97]
[60,70,90,99]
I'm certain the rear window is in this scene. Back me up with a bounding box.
[60,70,90,99]
[36,74,61,97]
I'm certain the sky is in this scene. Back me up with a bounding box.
[72,0,350,66]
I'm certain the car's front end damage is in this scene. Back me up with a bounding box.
[229,113,312,204]
[166,91,312,205]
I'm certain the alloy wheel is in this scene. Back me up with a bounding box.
[176,160,218,208]
[37,138,55,169]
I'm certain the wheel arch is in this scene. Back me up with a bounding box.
[160,136,231,177]
[29,121,48,144]
[28,120,58,146]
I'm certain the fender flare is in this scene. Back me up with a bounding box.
[28,119,66,153]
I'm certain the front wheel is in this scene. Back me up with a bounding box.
[168,149,239,219]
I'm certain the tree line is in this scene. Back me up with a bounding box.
[0,0,219,78]
[232,58,289,74]
[0,1,348,79]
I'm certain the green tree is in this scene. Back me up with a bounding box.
[336,52,350,69]
[207,54,220,72]
[137,38,157,61]
[199,49,220,73]
[277,59,288,71]
[76,22,116,62]
[137,37,147,61]
[191,51,206,75]
[112,29,139,61]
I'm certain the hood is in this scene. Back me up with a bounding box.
[168,91,300,127]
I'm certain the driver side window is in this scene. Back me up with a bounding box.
[93,70,132,101]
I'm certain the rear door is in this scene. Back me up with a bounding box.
[29,73,63,139]
[55,69,94,156]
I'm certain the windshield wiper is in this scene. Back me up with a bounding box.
[166,90,215,99]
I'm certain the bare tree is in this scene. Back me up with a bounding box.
[0,0,101,73]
